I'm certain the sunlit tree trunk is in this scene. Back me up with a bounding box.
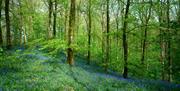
[100,3,105,68]
[67,0,76,65]
[115,0,120,62]
[122,0,130,78]
[104,0,110,72]
[166,0,172,82]
[76,1,81,43]
[64,8,68,40]
[53,0,57,38]
[18,0,24,47]
[5,0,11,49]
[177,0,180,23]
[48,0,53,39]
[141,0,152,65]
[0,0,3,47]
[87,0,92,64]
[159,0,165,80]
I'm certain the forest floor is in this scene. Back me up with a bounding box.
[0,49,180,91]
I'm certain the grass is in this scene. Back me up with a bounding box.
[0,49,179,91]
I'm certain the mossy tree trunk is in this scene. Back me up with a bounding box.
[67,0,76,65]
[5,0,11,49]
[122,0,130,78]
[87,0,92,64]
[0,0,3,47]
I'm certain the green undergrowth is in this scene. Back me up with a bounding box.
[0,50,179,91]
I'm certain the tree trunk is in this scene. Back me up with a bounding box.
[178,0,180,22]
[67,0,76,65]
[115,0,120,62]
[158,0,166,81]
[101,6,105,66]
[141,0,152,65]
[48,0,53,39]
[0,0,3,47]
[87,0,92,64]
[19,0,23,47]
[104,0,110,72]
[64,8,68,40]
[141,25,147,65]
[122,0,130,78]
[5,0,11,49]
[166,0,172,82]
[53,0,57,38]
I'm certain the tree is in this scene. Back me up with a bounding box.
[5,0,11,49]
[166,0,172,82]
[100,1,106,66]
[104,0,110,72]
[87,0,92,64]
[67,0,76,65]
[158,0,172,82]
[0,0,3,47]
[158,0,165,80]
[53,0,57,37]
[18,0,24,47]
[48,0,53,39]
[122,0,130,78]
[140,0,152,65]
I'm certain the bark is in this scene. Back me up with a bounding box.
[141,0,152,65]
[179,0,180,22]
[64,8,68,40]
[5,0,11,49]
[166,0,172,82]
[23,29,27,48]
[115,0,120,62]
[48,0,53,39]
[87,0,92,64]
[104,0,110,72]
[101,4,105,65]
[0,0,3,47]
[122,0,130,78]
[19,0,23,47]
[67,0,76,65]
[53,0,57,38]
[159,0,165,80]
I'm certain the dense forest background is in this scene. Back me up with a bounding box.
[0,0,180,90]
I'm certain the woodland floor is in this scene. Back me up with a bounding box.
[0,49,180,91]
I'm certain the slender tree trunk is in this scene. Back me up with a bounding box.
[104,0,110,72]
[76,3,80,43]
[53,0,57,38]
[48,0,53,39]
[67,0,76,65]
[87,0,91,64]
[122,0,130,78]
[101,10,105,65]
[19,0,24,48]
[159,0,165,81]
[141,0,152,65]
[64,8,68,40]
[177,0,180,23]
[166,0,172,82]
[23,29,27,48]
[115,0,120,62]
[5,0,11,49]
[160,27,165,80]
[0,0,3,47]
